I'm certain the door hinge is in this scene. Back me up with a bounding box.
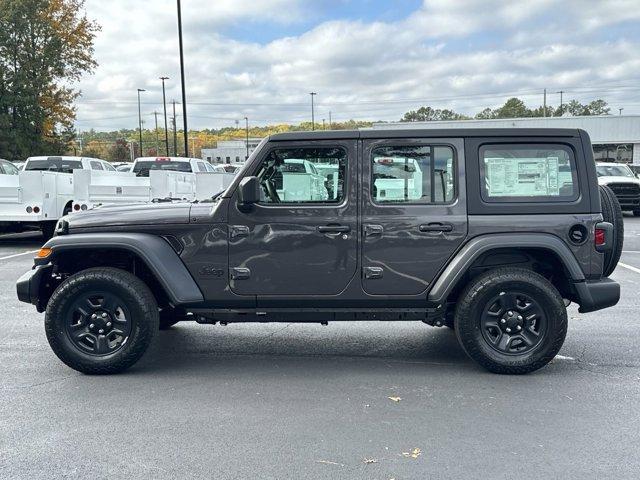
[230,225,250,239]
[364,267,384,279]
[364,224,384,237]
[230,267,251,280]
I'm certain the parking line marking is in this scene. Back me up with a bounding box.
[0,250,38,261]
[622,251,640,254]
[619,262,640,275]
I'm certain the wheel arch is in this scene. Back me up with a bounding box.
[428,233,585,305]
[40,233,204,307]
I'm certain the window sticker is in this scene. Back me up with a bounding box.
[485,156,561,197]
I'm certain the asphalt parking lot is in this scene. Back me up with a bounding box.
[1,221,639,480]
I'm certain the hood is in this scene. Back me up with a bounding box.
[598,176,640,186]
[65,202,192,230]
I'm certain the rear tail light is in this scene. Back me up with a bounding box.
[26,206,33,213]
[33,206,40,214]
[73,204,80,211]
[595,228,606,246]
[81,204,88,211]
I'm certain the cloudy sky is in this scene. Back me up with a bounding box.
[74,0,640,132]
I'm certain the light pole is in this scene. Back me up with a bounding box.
[160,76,170,156]
[309,92,317,131]
[176,0,189,157]
[557,90,564,116]
[172,100,178,155]
[244,117,249,160]
[137,88,146,157]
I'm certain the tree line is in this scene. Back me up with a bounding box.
[400,97,611,122]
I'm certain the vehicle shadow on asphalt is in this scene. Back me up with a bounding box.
[0,231,45,249]
[133,323,483,376]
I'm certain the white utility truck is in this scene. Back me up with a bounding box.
[0,156,116,238]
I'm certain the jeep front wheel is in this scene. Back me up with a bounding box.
[45,267,159,374]
[454,268,567,375]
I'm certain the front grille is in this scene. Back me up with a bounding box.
[608,183,640,207]
[609,183,640,196]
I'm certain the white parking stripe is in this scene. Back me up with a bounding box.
[0,250,38,261]
[622,251,640,254]
[619,262,640,275]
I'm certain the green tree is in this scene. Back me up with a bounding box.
[0,0,99,160]
[401,106,468,122]
[107,139,130,162]
[493,97,532,118]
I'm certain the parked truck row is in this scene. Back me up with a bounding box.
[0,156,236,238]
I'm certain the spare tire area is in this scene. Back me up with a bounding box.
[599,184,624,277]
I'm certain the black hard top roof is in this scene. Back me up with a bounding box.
[269,128,582,141]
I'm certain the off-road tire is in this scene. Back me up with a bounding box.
[455,268,567,375]
[45,267,158,374]
[599,185,624,277]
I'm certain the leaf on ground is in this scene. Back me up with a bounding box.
[363,458,378,464]
[388,396,402,402]
[402,448,422,459]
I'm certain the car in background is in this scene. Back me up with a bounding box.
[596,162,640,216]
[0,159,20,175]
[115,163,132,172]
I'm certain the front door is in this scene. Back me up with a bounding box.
[361,138,468,295]
[228,140,358,296]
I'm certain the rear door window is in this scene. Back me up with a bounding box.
[371,145,455,204]
[90,161,104,170]
[480,144,578,202]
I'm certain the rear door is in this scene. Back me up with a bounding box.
[227,139,358,296]
[361,137,467,295]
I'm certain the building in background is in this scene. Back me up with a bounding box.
[373,115,640,165]
[202,139,263,164]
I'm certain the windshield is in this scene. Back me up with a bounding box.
[25,158,83,173]
[596,165,635,178]
[132,160,192,177]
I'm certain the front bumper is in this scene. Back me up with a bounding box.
[574,278,620,313]
[16,264,53,309]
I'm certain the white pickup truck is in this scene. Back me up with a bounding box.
[72,157,237,211]
[130,157,235,201]
[0,156,117,238]
[596,162,640,216]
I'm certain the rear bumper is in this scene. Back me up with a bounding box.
[574,278,620,313]
[16,265,52,309]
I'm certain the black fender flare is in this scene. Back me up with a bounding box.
[40,233,204,305]
[427,233,585,304]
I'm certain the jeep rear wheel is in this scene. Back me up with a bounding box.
[45,267,159,374]
[454,268,567,375]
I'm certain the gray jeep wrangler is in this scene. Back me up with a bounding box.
[17,128,622,375]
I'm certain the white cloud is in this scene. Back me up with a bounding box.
[72,0,640,130]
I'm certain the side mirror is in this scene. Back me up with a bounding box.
[238,176,260,206]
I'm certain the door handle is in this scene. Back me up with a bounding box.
[317,225,351,233]
[419,223,453,233]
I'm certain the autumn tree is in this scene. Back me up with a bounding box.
[0,0,99,160]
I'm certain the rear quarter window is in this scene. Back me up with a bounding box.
[479,144,579,203]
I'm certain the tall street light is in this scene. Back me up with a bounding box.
[137,88,146,157]
[176,0,189,157]
[309,92,317,131]
[160,76,170,156]
[244,117,249,160]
